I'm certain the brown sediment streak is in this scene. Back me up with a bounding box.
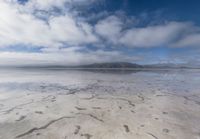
[147,132,158,139]
[81,133,93,139]
[97,97,135,107]
[74,125,81,135]
[81,95,97,100]
[1,99,34,114]
[16,116,74,138]
[16,116,26,122]
[75,107,87,111]
[118,98,135,107]
[123,125,130,133]
[137,94,145,101]
[92,107,101,109]
[76,113,104,123]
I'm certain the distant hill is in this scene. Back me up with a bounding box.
[3,62,199,69]
[75,62,200,69]
[76,62,143,69]
[144,63,200,69]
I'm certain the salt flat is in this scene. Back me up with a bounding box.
[0,69,200,139]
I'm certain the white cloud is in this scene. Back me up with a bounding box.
[95,16,195,48]
[0,48,137,66]
[6,0,99,11]
[0,0,198,49]
[171,33,200,47]
[119,22,192,47]
[25,0,67,10]
[1,0,200,66]
[95,16,123,43]
[0,1,51,47]
[0,0,98,48]
[49,15,97,45]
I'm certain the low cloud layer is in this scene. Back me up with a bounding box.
[0,48,138,66]
[0,0,200,66]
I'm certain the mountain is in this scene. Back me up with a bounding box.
[144,63,200,69]
[2,62,199,69]
[76,62,143,69]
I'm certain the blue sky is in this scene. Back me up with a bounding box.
[0,0,200,66]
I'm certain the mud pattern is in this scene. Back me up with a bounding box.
[16,116,74,138]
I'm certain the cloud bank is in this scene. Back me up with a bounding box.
[0,0,200,66]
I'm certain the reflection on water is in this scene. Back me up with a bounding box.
[0,68,199,139]
[0,68,200,97]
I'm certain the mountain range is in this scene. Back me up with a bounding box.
[1,62,199,69]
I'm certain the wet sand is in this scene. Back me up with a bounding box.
[0,69,200,139]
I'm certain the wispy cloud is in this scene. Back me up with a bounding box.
[171,33,200,48]
[119,22,193,48]
[0,48,138,66]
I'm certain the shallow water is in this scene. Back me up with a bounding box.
[0,69,200,96]
[0,69,200,139]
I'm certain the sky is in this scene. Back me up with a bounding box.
[0,0,200,66]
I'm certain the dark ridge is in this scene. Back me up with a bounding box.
[76,62,143,69]
[1,62,199,69]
